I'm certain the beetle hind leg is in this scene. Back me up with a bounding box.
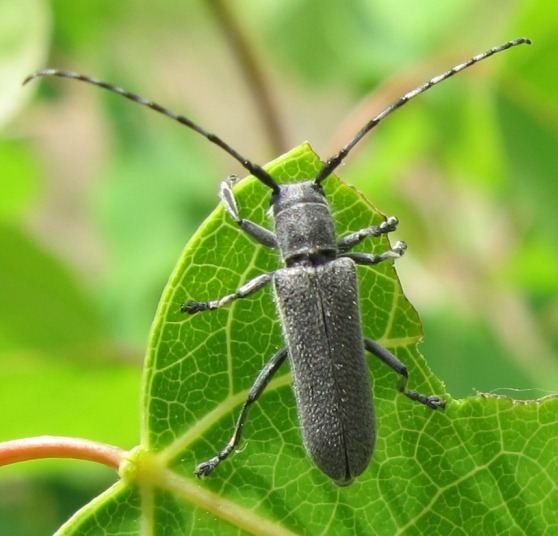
[398,381,445,409]
[363,338,445,409]
[194,348,288,478]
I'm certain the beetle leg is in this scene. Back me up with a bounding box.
[337,216,399,252]
[220,178,277,249]
[363,338,445,409]
[181,272,273,314]
[341,240,407,265]
[195,347,289,478]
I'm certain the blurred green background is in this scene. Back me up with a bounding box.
[0,0,556,533]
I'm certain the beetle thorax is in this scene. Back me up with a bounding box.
[271,181,337,265]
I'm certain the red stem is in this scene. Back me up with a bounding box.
[0,436,127,470]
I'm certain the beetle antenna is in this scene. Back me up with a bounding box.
[23,69,279,192]
[315,37,531,184]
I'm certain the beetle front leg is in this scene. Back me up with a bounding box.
[341,240,407,265]
[181,272,273,314]
[337,216,399,253]
[195,347,289,478]
[363,338,444,409]
[220,178,277,249]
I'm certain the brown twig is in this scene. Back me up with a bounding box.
[207,0,287,156]
[0,436,127,471]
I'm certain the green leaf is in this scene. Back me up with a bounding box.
[0,140,41,221]
[93,129,218,348]
[0,224,103,356]
[0,353,140,458]
[266,0,471,85]
[56,144,558,535]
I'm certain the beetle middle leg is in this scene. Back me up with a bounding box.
[220,178,278,248]
[337,216,399,253]
[195,347,289,477]
[181,272,273,314]
[341,240,407,265]
[363,338,444,409]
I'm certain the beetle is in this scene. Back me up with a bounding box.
[25,37,530,485]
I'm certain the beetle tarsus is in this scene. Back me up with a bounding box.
[224,174,240,187]
[180,301,210,314]
[392,240,407,256]
[342,241,407,265]
[194,456,220,478]
[380,216,399,233]
[425,395,445,409]
[402,389,446,410]
[337,215,400,252]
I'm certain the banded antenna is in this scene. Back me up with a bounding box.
[23,70,279,193]
[315,37,531,184]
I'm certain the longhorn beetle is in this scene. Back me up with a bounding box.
[25,37,531,485]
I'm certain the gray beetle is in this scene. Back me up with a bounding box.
[25,37,530,485]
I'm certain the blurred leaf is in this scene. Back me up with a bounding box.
[0,474,113,536]
[511,0,558,100]
[94,128,218,347]
[0,352,139,452]
[0,140,41,221]
[420,309,539,399]
[50,1,124,53]
[344,103,433,193]
[0,0,50,126]
[268,0,377,84]
[0,224,103,356]
[50,0,209,58]
[267,0,471,86]
[52,145,558,535]
[501,237,558,294]
[445,86,507,190]
[497,92,558,249]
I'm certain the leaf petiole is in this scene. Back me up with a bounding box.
[0,436,127,471]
